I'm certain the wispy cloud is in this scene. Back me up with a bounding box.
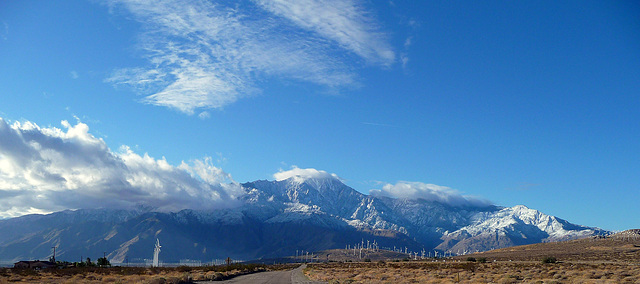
[1,21,7,40]
[370,181,492,208]
[0,117,243,218]
[361,121,400,128]
[198,111,210,120]
[253,0,395,65]
[70,71,79,79]
[404,37,412,48]
[506,183,542,191]
[105,0,393,115]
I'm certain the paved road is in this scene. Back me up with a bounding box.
[196,264,326,284]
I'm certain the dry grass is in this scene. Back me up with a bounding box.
[305,236,640,283]
[305,261,640,283]
[457,237,640,263]
[0,263,298,284]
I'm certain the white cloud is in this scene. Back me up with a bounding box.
[105,0,392,114]
[1,21,8,40]
[70,71,79,79]
[401,54,409,69]
[0,117,243,218]
[274,166,341,183]
[198,111,210,120]
[253,0,395,65]
[370,181,492,207]
[404,36,412,48]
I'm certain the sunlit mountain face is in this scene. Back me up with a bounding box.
[0,175,607,263]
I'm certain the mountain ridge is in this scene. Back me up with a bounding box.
[0,176,608,262]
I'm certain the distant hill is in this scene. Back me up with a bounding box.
[454,229,640,262]
[0,176,609,262]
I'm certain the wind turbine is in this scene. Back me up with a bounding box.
[152,238,161,267]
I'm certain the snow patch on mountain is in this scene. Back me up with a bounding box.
[439,205,606,252]
[0,172,611,262]
[244,176,607,253]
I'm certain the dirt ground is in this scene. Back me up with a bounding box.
[455,237,640,263]
[304,260,640,283]
[304,236,640,283]
[0,263,297,284]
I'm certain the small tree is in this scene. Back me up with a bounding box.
[542,256,557,264]
[97,257,111,267]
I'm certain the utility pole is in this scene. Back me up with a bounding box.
[51,246,56,262]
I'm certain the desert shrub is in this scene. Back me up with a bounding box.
[216,263,266,273]
[477,257,487,263]
[364,258,371,262]
[15,268,39,277]
[209,272,224,280]
[148,277,166,284]
[542,256,557,264]
[466,257,476,262]
[176,266,192,272]
[499,277,518,284]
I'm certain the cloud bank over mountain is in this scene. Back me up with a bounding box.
[0,117,242,218]
[370,181,492,207]
[0,116,493,218]
[273,167,342,183]
[105,0,395,115]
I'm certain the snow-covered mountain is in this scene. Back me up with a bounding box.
[435,205,607,254]
[246,175,607,249]
[0,175,608,262]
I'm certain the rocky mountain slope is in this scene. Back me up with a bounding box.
[0,175,608,262]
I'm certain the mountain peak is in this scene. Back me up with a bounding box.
[0,179,610,262]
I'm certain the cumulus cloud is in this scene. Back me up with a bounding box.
[370,181,492,207]
[105,0,393,114]
[0,117,243,218]
[273,166,341,183]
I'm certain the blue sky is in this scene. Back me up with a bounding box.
[0,0,638,231]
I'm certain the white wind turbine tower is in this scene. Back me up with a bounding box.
[153,238,161,267]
